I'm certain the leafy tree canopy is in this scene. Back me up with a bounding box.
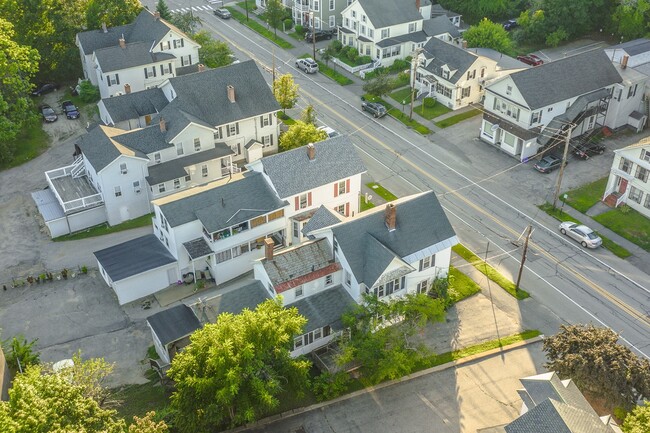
[464,18,514,54]
[167,298,311,431]
[543,324,650,410]
[338,293,446,384]
[264,0,285,37]
[85,0,142,30]
[273,73,299,112]
[192,30,233,69]
[300,104,317,125]
[362,72,396,98]
[0,18,39,164]
[279,121,328,151]
[622,401,650,433]
[156,0,172,21]
[169,11,202,35]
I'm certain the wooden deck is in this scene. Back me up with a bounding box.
[50,175,99,203]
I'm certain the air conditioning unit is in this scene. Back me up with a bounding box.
[134,188,141,194]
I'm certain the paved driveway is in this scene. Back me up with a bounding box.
[242,343,546,433]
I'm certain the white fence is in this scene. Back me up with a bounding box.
[332,57,374,75]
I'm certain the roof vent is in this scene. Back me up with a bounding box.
[101,22,108,33]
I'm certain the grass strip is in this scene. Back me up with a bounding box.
[53,213,153,242]
[317,61,353,85]
[112,370,170,425]
[226,7,294,49]
[0,119,50,171]
[593,207,650,253]
[447,266,482,304]
[434,108,481,128]
[359,198,376,212]
[278,112,296,125]
[561,177,608,213]
[413,100,452,120]
[362,94,431,134]
[452,243,529,300]
[538,203,632,258]
[366,182,398,202]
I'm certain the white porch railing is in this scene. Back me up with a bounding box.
[62,193,104,213]
[616,193,627,207]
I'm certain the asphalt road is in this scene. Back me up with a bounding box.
[161,4,650,360]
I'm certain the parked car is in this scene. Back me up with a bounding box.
[317,126,339,138]
[296,57,319,74]
[361,100,387,118]
[573,142,605,159]
[533,155,565,173]
[503,19,518,30]
[213,8,231,19]
[61,100,80,119]
[304,29,333,42]
[32,83,60,96]
[517,54,544,66]
[40,104,58,122]
[559,222,602,248]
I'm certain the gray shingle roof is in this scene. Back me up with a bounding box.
[94,234,177,282]
[158,172,287,230]
[156,61,280,139]
[260,136,366,198]
[183,238,213,259]
[607,38,650,56]
[422,15,461,39]
[77,23,134,56]
[77,125,136,172]
[147,304,201,346]
[94,41,176,72]
[195,280,271,322]
[302,205,342,237]
[431,4,460,18]
[100,88,169,124]
[112,123,174,155]
[145,145,233,185]
[128,10,177,45]
[507,49,622,110]
[421,37,478,84]
[331,192,456,285]
[505,399,615,433]
[263,238,333,286]
[376,31,429,48]
[362,234,412,288]
[466,47,528,70]
[289,285,356,333]
[357,0,423,28]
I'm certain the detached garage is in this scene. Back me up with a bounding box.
[94,234,178,305]
[147,304,201,364]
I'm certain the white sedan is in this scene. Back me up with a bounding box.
[559,222,602,248]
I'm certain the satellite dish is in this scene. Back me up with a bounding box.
[490,123,500,132]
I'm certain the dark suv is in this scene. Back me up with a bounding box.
[304,29,333,42]
[573,142,605,159]
[534,155,565,173]
[361,100,387,118]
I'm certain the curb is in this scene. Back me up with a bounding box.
[226,335,544,432]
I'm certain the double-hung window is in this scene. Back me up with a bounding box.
[194,137,201,152]
[419,254,435,271]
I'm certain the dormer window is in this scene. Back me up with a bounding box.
[154,152,161,164]
[408,22,416,33]
[120,163,127,174]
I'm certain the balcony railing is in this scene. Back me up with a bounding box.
[61,193,104,212]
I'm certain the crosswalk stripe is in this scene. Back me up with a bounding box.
[206,4,214,9]
[191,6,198,11]
[181,8,188,12]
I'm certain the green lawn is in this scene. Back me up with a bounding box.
[387,108,432,135]
[389,87,413,105]
[434,108,481,128]
[594,207,650,252]
[112,370,170,425]
[317,61,353,85]
[226,7,294,49]
[562,177,608,213]
[452,244,530,300]
[538,203,632,258]
[53,213,153,242]
[0,119,50,170]
[278,112,296,125]
[359,197,376,212]
[366,182,398,202]
[447,266,481,303]
[413,100,452,120]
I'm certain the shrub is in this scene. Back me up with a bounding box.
[3,336,40,370]
[428,277,449,302]
[391,58,410,71]
[295,24,306,35]
[423,97,436,108]
[620,204,631,214]
[330,39,343,53]
[311,371,351,401]
[283,18,293,30]
[78,80,100,103]
[356,55,372,65]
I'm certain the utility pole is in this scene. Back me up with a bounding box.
[311,12,316,60]
[515,225,532,290]
[244,0,249,21]
[552,125,574,209]
[409,49,422,120]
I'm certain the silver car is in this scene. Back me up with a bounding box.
[559,222,602,248]
[296,58,319,74]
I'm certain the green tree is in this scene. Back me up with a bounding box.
[0,359,167,433]
[517,9,547,45]
[320,45,334,67]
[169,11,202,34]
[612,0,650,41]
[167,299,311,431]
[279,121,328,151]
[85,0,142,30]
[265,0,285,38]
[540,0,615,40]
[362,72,395,98]
[0,18,40,164]
[300,104,317,125]
[2,335,40,371]
[156,0,172,21]
[464,18,514,54]
[192,30,233,68]
[622,402,650,433]
[544,324,650,410]
[337,293,446,384]
[273,73,299,113]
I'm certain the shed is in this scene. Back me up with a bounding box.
[147,304,202,364]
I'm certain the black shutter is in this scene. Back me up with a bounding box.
[144,68,148,79]
[270,134,274,146]
[235,122,239,135]
[218,126,223,139]
[226,124,231,137]
[181,38,184,47]
[160,65,164,75]
[268,113,272,125]
[418,259,423,271]
[153,67,156,77]
[115,74,120,85]
[107,75,111,87]
[188,54,191,64]
[260,115,263,127]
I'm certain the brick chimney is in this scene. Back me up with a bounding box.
[198,63,205,72]
[307,143,315,160]
[153,11,161,20]
[101,22,108,33]
[415,0,420,10]
[462,40,468,49]
[159,117,166,132]
[119,37,126,49]
[385,203,396,231]
[264,238,275,261]
[621,54,629,69]
[227,85,236,103]
[124,83,131,94]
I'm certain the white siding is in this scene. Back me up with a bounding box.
[98,155,151,225]
[109,262,178,305]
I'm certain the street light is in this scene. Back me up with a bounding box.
[309,11,316,60]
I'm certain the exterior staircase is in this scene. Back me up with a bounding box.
[70,156,86,179]
[603,193,620,208]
